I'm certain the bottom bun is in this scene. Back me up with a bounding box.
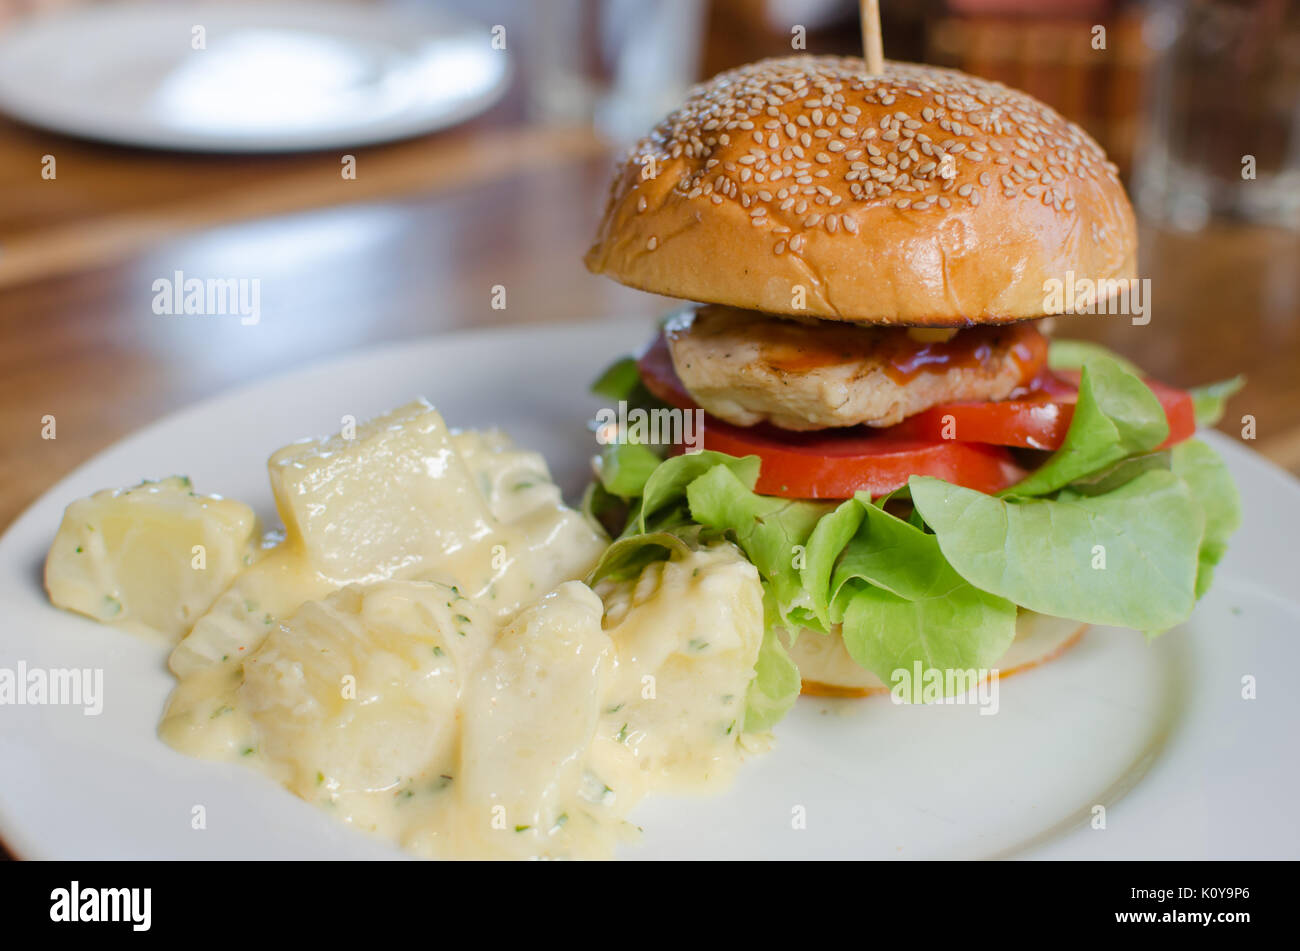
[793,611,1088,698]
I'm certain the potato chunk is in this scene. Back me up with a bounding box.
[240,580,494,801]
[458,582,611,847]
[595,544,765,786]
[268,399,496,585]
[44,476,258,642]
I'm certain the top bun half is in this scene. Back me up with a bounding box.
[585,56,1136,326]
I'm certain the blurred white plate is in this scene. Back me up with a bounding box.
[0,321,1297,859]
[0,1,510,152]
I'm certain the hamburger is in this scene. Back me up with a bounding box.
[581,57,1241,722]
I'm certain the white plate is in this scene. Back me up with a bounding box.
[0,1,510,152]
[1,321,1297,860]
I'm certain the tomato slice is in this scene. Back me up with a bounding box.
[889,369,1197,450]
[691,416,1027,499]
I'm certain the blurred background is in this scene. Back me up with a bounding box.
[0,0,1297,532]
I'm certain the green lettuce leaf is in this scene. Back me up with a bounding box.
[839,580,1017,695]
[686,464,830,621]
[911,469,1204,632]
[1005,356,1169,497]
[832,501,960,603]
[595,442,662,498]
[590,356,643,402]
[586,527,720,586]
[828,502,1018,691]
[798,497,866,630]
[580,478,623,534]
[1187,376,1245,427]
[1066,451,1170,496]
[1171,439,1241,598]
[1047,338,1144,377]
[744,619,801,732]
[637,451,760,534]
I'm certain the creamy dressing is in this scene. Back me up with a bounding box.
[161,544,764,860]
[45,399,769,859]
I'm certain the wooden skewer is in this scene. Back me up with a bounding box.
[860,0,884,75]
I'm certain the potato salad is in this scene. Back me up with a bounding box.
[45,400,767,859]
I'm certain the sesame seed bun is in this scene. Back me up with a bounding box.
[790,612,1089,697]
[585,56,1136,326]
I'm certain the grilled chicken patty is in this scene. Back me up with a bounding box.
[664,306,1048,431]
